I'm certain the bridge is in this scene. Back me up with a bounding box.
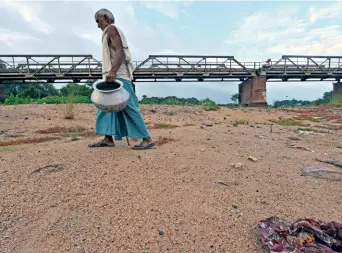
[1,54,342,106]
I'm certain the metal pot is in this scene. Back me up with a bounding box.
[91,79,130,112]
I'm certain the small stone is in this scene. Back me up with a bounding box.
[255,135,266,139]
[200,149,205,152]
[159,231,164,236]
[248,156,258,162]
[231,162,242,169]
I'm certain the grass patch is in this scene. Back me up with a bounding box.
[0,136,60,146]
[147,123,178,129]
[294,115,323,122]
[0,146,16,152]
[35,126,87,134]
[165,111,176,116]
[63,96,74,119]
[0,130,7,135]
[183,123,196,127]
[289,136,301,141]
[270,118,305,126]
[203,105,220,111]
[330,94,342,106]
[3,94,91,105]
[315,124,342,131]
[232,120,249,126]
[296,127,328,133]
[64,103,74,119]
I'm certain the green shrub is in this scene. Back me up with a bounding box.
[3,94,91,105]
[4,94,31,105]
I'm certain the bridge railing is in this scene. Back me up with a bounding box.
[1,54,342,82]
[265,55,342,73]
[133,55,263,80]
[0,54,265,81]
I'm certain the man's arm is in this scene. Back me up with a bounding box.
[107,25,125,75]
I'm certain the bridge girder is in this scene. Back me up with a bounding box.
[0,54,342,83]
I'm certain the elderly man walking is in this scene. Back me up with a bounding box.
[88,8,155,150]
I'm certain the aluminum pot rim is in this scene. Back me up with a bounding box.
[92,79,124,93]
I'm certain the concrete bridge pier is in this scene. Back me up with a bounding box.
[332,81,342,103]
[238,76,267,106]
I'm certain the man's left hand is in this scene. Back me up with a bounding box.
[106,71,116,83]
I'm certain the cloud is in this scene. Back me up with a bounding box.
[0,28,39,47]
[308,2,342,24]
[1,0,53,34]
[269,25,342,55]
[140,1,192,19]
[0,1,160,60]
[0,1,337,104]
[225,2,342,60]
[222,2,339,103]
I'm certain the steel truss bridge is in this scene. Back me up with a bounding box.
[0,54,342,83]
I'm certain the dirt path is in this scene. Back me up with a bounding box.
[0,104,341,252]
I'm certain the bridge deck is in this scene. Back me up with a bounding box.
[0,55,342,82]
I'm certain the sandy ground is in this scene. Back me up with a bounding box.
[0,103,342,253]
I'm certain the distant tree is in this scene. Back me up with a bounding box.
[199,98,216,106]
[230,93,240,103]
[311,91,332,106]
[60,83,92,97]
[18,83,59,99]
[140,95,203,106]
[2,80,29,97]
[273,98,311,108]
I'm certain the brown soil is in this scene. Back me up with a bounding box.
[0,104,342,253]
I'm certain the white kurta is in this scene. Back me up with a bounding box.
[101,24,134,81]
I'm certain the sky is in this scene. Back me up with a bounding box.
[1,0,342,104]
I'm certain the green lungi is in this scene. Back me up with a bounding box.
[95,78,150,140]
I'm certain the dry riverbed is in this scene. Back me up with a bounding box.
[0,104,341,252]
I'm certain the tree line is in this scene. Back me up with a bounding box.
[273,91,333,107]
[0,80,337,107]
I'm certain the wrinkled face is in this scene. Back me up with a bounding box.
[95,14,110,31]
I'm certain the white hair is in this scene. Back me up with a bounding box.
[95,8,115,23]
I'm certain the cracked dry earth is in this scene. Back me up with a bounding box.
[0,104,342,253]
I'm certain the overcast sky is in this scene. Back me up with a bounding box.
[1,0,341,104]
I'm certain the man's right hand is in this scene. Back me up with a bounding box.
[106,71,116,83]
